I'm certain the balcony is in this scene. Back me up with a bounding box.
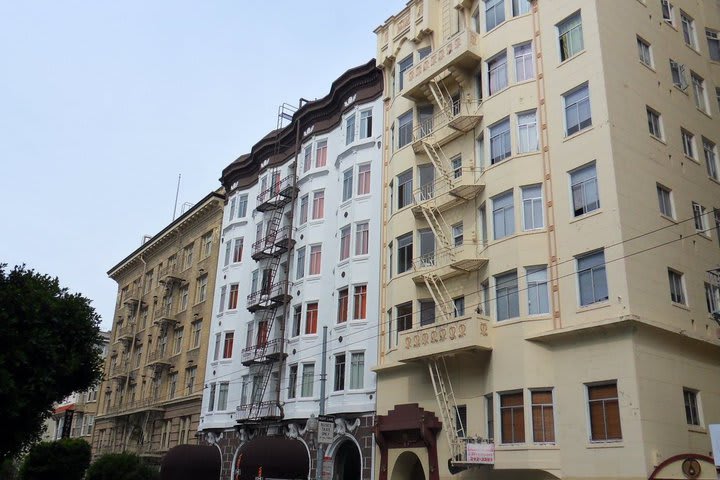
[116,324,135,344]
[256,174,298,213]
[411,245,488,283]
[158,264,186,287]
[246,281,292,313]
[251,226,295,260]
[110,363,130,379]
[241,338,287,366]
[403,29,482,100]
[103,397,166,417]
[123,286,140,308]
[153,305,178,327]
[411,100,483,154]
[412,172,484,215]
[236,401,282,423]
[395,314,492,363]
[146,348,173,368]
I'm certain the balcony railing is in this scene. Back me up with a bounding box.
[251,226,294,260]
[411,245,488,283]
[235,401,281,422]
[256,174,297,212]
[246,281,291,312]
[153,304,178,326]
[411,99,483,154]
[123,286,140,306]
[241,338,287,366]
[110,363,130,378]
[146,348,172,367]
[116,324,135,342]
[158,263,185,285]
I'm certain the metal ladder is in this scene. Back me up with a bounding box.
[423,273,456,323]
[428,357,466,461]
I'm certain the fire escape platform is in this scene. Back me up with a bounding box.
[412,179,484,216]
[411,246,488,284]
[395,315,492,363]
[241,339,288,366]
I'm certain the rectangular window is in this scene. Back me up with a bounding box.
[577,250,609,306]
[708,29,720,61]
[670,60,688,90]
[296,247,306,280]
[451,155,462,179]
[183,244,193,270]
[564,84,592,136]
[340,226,351,261]
[490,118,511,164]
[668,269,686,304]
[558,11,584,61]
[180,285,189,311]
[661,0,674,24]
[350,352,365,389]
[397,233,413,274]
[312,190,325,220]
[397,302,413,335]
[353,285,367,320]
[303,145,312,173]
[360,110,373,139]
[398,55,413,91]
[301,363,315,397]
[514,43,534,81]
[201,231,213,258]
[233,238,243,263]
[706,282,720,315]
[500,392,525,443]
[532,390,555,443]
[637,36,652,66]
[684,389,701,425]
[299,195,309,224]
[517,110,538,153]
[228,284,239,310]
[485,0,505,31]
[588,383,622,441]
[521,184,543,230]
[217,382,229,411]
[338,288,349,324]
[173,327,184,354]
[224,241,231,267]
[487,52,508,95]
[168,372,178,399]
[493,190,515,240]
[512,0,531,16]
[222,332,234,359]
[309,245,322,275]
[681,11,696,48]
[453,296,465,317]
[682,129,696,159]
[186,366,197,394]
[398,110,413,148]
[334,354,346,391]
[657,184,674,218]
[397,169,413,209]
[355,222,369,255]
[357,163,371,195]
[315,140,327,168]
[196,275,208,303]
[346,114,356,145]
[646,107,663,139]
[342,168,353,201]
[693,202,708,232]
[191,320,201,349]
[288,365,298,399]
[292,305,302,337]
[486,394,495,440]
[229,197,236,220]
[208,383,216,412]
[691,72,707,112]
[237,194,248,218]
[527,266,549,315]
[703,138,718,181]
[452,223,463,247]
[570,163,599,217]
[305,302,318,334]
[496,271,519,320]
[419,299,435,326]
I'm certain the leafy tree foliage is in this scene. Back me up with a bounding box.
[19,439,92,480]
[0,264,104,461]
[86,453,159,480]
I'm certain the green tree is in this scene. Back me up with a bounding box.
[19,438,92,480]
[0,264,104,461]
[86,453,159,480]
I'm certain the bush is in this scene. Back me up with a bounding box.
[86,453,158,480]
[1,458,19,480]
[19,438,91,480]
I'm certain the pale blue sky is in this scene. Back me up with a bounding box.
[0,1,401,330]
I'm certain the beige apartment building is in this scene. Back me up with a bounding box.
[374,1,720,480]
[92,190,224,465]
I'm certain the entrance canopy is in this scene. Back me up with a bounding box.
[237,436,309,480]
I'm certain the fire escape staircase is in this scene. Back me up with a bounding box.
[428,358,468,465]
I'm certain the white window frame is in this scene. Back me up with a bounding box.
[521,184,544,231]
[668,268,686,305]
[569,162,600,217]
[637,36,652,67]
[563,83,592,136]
[691,71,708,112]
[557,11,584,62]
[656,184,674,218]
[680,11,697,49]
[681,129,696,159]
[517,110,538,153]
[646,107,663,140]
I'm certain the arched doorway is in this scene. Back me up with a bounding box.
[333,439,361,480]
[391,452,425,480]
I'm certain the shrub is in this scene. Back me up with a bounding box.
[86,453,158,480]
[19,438,91,480]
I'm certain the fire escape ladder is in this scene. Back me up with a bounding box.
[428,79,454,121]
[421,140,453,186]
[423,273,455,323]
[428,357,466,462]
[419,205,452,252]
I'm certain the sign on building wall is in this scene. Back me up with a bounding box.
[318,421,334,444]
[466,443,495,464]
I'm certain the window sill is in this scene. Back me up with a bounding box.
[672,84,689,96]
[494,314,550,327]
[586,441,623,449]
[696,232,712,241]
[696,107,712,119]
[495,444,559,451]
[487,85,511,99]
[557,49,587,68]
[709,176,720,186]
[308,218,325,224]
[298,167,329,183]
[671,302,690,311]
[684,44,701,56]
[649,134,666,145]
[563,124,595,142]
[576,301,611,314]
[688,425,707,434]
[639,60,655,73]
[568,208,603,224]
[659,214,678,224]
[683,154,700,165]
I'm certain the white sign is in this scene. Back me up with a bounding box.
[318,421,334,444]
[710,424,720,467]
[466,443,495,464]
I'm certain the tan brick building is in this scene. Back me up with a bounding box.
[373,1,720,480]
[92,190,224,465]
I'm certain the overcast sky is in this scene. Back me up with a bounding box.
[0,1,401,331]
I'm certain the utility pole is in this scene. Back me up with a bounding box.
[316,326,328,480]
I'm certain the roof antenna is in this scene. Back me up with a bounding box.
[172,173,181,221]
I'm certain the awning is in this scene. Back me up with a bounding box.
[237,436,309,480]
[160,445,221,480]
[53,404,76,415]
